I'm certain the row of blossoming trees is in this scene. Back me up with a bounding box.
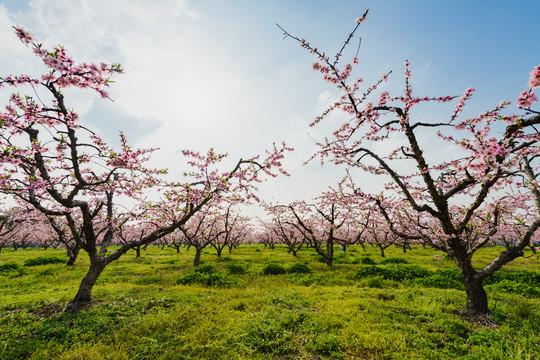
[1,10,540,316]
[0,201,253,264]
[261,182,540,261]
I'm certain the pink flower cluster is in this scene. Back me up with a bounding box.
[13,26,34,45]
[5,26,124,99]
[516,64,540,108]
[528,65,540,89]
[517,90,538,108]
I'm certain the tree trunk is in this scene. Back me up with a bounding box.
[176,246,180,253]
[325,239,334,267]
[325,254,333,266]
[66,244,80,266]
[461,272,488,315]
[134,246,141,258]
[216,247,223,257]
[67,259,106,311]
[450,242,489,315]
[378,244,385,258]
[193,247,203,267]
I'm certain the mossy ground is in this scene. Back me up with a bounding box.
[1,244,539,359]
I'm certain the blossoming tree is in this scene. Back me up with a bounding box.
[0,27,291,310]
[282,10,540,315]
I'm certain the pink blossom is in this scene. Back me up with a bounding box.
[13,26,34,45]
[404,61,411,79]
[527,65,540,89]
[355,9,369,24]
[517,90,538,108]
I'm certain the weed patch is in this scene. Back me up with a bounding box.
[380,257,409,264]
[262,262,286,275]
[0,262,24,277]
[193,264,217,274]
[23,256,65,266]
[225,262,246,275]
[287,260,311,274]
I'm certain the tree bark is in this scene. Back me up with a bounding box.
[449,242,489,315]
[325,237,334,267]
[325,254,333,266]
[67,259,106,311]
[66,243,80,266]
[461,271,488,315]
[378,244,385,258]
[193,247,203,267]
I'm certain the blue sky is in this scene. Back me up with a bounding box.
[1,0,539,212]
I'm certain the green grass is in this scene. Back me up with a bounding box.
[0,244,539,359]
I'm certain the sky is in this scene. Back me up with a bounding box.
[0,0,539,217]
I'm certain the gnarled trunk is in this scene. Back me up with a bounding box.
[67,259,106,311]
[450,242,489,315]
[462,273,488,315]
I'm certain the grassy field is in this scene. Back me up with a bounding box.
[0,244,539,359]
